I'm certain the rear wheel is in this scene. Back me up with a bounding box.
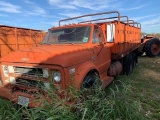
[145,38,160,57]
[123,54,133,75]
[123,51,137,76]
[132,53,135,68]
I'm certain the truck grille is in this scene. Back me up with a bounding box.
[16,78,44,88]
[14,67,43,77]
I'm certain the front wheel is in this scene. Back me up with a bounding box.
[80,71,101,99]
[81,71,100,88]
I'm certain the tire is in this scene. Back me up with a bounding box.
[135,50,138,64]
[123,53,133,75]
[144,38,160,57]
[75,71,100,113]
[80,71,101,100]
[132,52,136,68]
[82,71,100,88]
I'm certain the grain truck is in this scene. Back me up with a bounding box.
[0,11,153,107]
[0,25,46,58]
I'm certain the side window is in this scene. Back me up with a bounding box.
[106,24,115,42]
[92,26,104,43]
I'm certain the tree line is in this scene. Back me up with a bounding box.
[142,32,160,38]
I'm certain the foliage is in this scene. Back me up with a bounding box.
[142,32,160,38]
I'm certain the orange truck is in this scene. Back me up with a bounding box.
[0,25,46,58]
[0,11,159,107]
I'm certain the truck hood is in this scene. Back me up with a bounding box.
[0,45,91,67]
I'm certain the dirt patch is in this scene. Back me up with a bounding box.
[142,68,160,82]
[153,58,160,64]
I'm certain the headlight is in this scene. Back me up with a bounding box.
[2,65,9,77]
[42,69,49,78]
[53,71,61,82]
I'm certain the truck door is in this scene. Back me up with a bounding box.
[91,26,111,74]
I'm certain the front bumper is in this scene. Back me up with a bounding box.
[0,85,50,108]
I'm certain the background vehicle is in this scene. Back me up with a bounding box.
[0,11,159,107]
[0,25,46,58]
[138,35,160,57]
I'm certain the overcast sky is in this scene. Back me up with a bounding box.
[0,0,160,33]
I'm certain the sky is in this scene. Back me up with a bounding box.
[0,0,160,33]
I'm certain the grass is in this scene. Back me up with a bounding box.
[0,56,160,120]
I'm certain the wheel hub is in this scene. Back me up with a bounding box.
[151,43,159,55]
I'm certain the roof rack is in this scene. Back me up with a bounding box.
[122,20,141,28]
[130,22,141,28]
[78,16,129,24]
[59,11,141,29]
[59,11,120,26]
[136,23,141,28]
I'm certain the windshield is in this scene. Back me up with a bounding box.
[42,26,91,44]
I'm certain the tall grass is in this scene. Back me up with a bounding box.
[0,79,145,120]
[0,98,22,120]
[0,56,159,120]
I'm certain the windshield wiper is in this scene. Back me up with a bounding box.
[69,42,74,45]
[41,43,52,45]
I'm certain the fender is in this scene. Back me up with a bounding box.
[74,61,98,90]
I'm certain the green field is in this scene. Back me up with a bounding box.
[0,56,160,120]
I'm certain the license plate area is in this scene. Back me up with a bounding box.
[18,96,30,107]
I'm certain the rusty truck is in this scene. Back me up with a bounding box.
[0,25,46,58]
[138,35,160,57]
[0,11,159,107]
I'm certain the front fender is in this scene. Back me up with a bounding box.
[74,61,98,90]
